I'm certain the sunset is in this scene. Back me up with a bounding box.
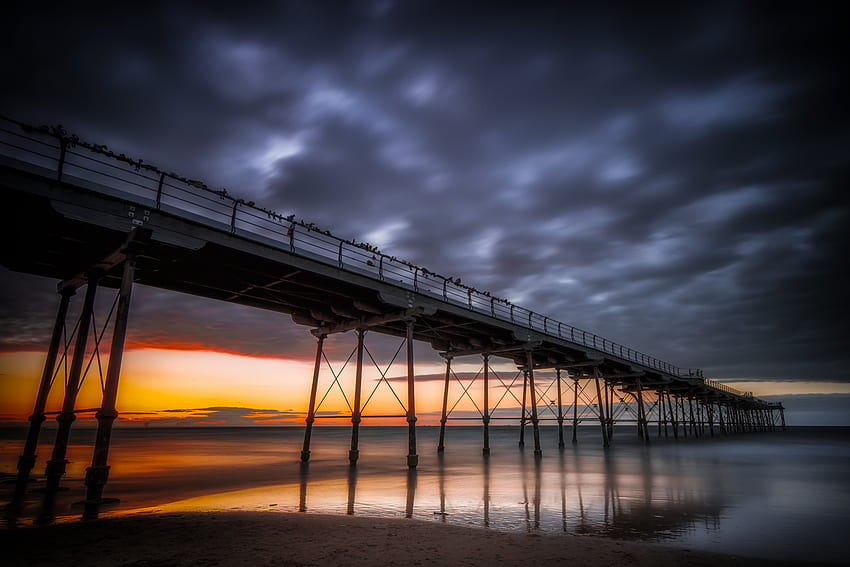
[2,2,848,566]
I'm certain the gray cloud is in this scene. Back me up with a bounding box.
[1,1,848,388]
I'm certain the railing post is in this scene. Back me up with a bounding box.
[56,137,68,182]
[155,172,166,209]
[230,199,240,233]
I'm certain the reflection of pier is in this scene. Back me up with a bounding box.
[2,117,783,522]
[297,462,417,519]
[289,446,722,540]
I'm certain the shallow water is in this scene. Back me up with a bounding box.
[2,425,849,563]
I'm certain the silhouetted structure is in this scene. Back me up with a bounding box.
[0,117,784,518]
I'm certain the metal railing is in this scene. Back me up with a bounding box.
[0,117,750,399]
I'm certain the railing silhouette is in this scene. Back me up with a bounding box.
[0,116,750,399]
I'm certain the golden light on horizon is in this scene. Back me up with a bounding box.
[3,348,845,426]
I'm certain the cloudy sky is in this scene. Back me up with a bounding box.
[1,1,848,424]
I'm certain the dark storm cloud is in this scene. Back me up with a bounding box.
[2,2,848,382]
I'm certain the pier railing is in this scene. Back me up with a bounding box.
[0,117,749,399]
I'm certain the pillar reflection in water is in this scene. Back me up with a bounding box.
[405,469,417,519]
[347,466,357,515]
[482,455,491,527]
[298,462,309,513]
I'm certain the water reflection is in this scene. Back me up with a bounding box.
[4,429,723,537]
[405,469,416,519]
[482,455,490,527]
[3,427,848,563]
[346,465,356,515]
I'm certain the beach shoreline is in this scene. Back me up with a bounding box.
[0,510,834,567]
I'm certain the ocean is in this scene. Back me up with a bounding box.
[2,425,849,563]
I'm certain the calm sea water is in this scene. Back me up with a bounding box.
[2,425,849,563]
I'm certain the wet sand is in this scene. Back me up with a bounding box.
[0,511,832,567]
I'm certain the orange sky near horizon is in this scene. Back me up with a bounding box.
[2,348,848,426]
[0,348,495,426]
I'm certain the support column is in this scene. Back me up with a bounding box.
[572,376,579,444]
[688,393,697,438]
[300,334,326,462]
[779,404,786,431]
[669,391,679,439]
[11,287,74,509]
[405,319,418,469]
[44,277,99,495]
[658,388,664,438]
[636,376,649,444]
[525,350,542,458]
[349,328,366,465]
[437,355,451,454]
[707,399,715,437]
[556,369,564,449]
[518,369,528,448]
[593,367,610,448]
[84,256,136,508]
[483,354,491,456]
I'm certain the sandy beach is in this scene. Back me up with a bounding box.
[0,511,833,567]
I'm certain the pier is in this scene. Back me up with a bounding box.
[0,117,784,517]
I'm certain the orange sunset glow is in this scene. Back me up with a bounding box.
[3,345,848,428]
[0,347,506,426]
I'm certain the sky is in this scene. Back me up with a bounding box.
[1,1,848,426]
